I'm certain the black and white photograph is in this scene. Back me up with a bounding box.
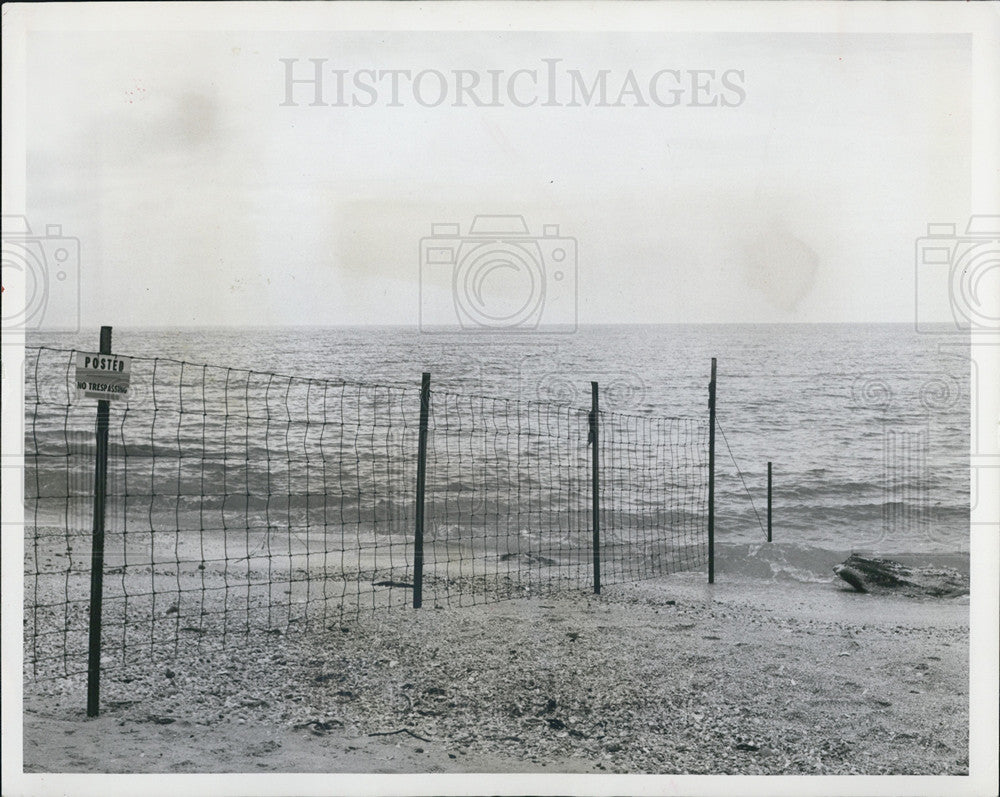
[1,3,998,796]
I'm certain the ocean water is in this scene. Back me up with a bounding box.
[26,323,970,559]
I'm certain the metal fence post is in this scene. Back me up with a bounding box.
[708,358,716,585]
[590,381,601,595]
[414,372,431,609]
[767,461,773,543]
[86,325,112,717]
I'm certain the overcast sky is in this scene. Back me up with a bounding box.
[15,24,976,327]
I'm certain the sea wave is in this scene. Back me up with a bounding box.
[714,541,969,584]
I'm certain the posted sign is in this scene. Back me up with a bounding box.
[75,352,132,401]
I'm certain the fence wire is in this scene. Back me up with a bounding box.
[600,412,709,584]
[23,346,708,683]
[420,390,592,607]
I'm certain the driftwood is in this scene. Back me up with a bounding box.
[368,728,433,742]
[833,554,969,597]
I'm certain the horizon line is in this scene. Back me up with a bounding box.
[27,320,949,332]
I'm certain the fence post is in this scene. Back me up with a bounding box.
[767,461,773,543]
[86,325,112,717]
[708,358,716,584]
[413,372,431,609]
[590,381,600,595]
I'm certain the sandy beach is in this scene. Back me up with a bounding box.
[22,558,969,777]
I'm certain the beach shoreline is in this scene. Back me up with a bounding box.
[22,561,969,777]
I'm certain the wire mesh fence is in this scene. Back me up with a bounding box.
[600,412,709,585]
[420,391,593,607]
[23,345,709,684]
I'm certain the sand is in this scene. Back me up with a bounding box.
[19,566,969,782]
